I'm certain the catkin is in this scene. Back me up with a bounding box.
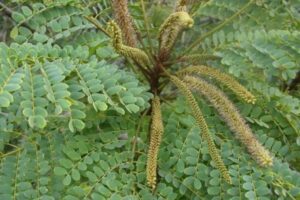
[178,66,256,104]
[146,96,164,190]
[158,11,194,60]
[111,0,137,47]
[170,75,232,184]
[184,76,273,167]
[106,21,151,68]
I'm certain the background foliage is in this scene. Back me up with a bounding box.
[0,0,300,199]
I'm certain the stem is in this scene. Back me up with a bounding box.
[182,0,253,55]
[140,0,154,55]
[0,148,22,158]
[84,16,111,37]
[132,108,149,161]
[0,2,13,15]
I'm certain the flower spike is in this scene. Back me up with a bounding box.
[169,75,232,184]
[184,76,273,167]
[146,96,164,190]
[106,21,151,69]
[158,12,194,60]
[112,0,137,47]
[178,66,256,104]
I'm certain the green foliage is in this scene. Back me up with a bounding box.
[0,42,151,132]
[0,0,300,199]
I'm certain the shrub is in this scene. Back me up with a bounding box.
[0,0,299,199]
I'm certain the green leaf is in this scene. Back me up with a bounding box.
[207,186,220,195]
[93,166,104,177]
[86,171,98,183]
[99,160,110,171]
[251,107,262,118]
[33,32,49,43]
[245,191,256,199]
[209,177,220,186]
[10,27,19,39]
[227,187,240,196]
[12,12,25,22]
[0,97,10,107]
[96,185,111,197]
[107,86,122,95]
[71,110,86,119]
[28,115,46,129]
[73,119,85,131]
[84,156,93,165]
[78,162,87,171]
[63,175,71,186]
[69,119,85,132]
[183,167,196,175]
[21,6,32,16]
[54,167,67,176]
[59,159,73,169]
[71,169,80,181]
[122,96,136,104]
[95,101,108,111]
[243,182,253,190]
[63,147,81,161]
[126,104,140,113]
[194,179,202,190]
[176,160,185,173]
[256,187,270,196]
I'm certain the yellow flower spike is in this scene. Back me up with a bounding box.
[106,21,151,69]
[158,11,194,60]
[184,76,273,167]
[178,66,256,104]
[146,96,164,190]
[175,0,188,12]
[169,75,232,184]
[111,0,137,47]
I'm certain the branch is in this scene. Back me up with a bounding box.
[181,0,254,55]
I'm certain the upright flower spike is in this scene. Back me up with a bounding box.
[111,0,137,47]
[184,76,273,167]
[178,66,256,104]
[146,96,164,190]
[158,11,194,60]
[106,21,151,69]
[175,0,187,12]
[169,75,232,184]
